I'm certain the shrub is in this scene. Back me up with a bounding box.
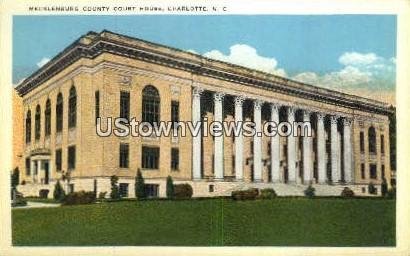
[381,178,388,197]
[98,191,107,199]
[110,175,120,199]
[341,187,355,198]
[135,169,146,200]
[259,188,277,199]
[166,176,174,199]
[53,180,66,202]
[63,191,96,205]
[11,167,20,189]
[304,185,315,198]
[11,194,27,207]
[232,188,259,200]
[39,189,50,199]
[173,184,193,199]
[368,182,377,195]
[387,187,396,199]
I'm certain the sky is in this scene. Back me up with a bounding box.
[13,15,396,104]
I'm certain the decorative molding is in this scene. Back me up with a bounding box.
[118,75,132,86]
[213,92,226,103]
[170,85,181,97]
[234,95,245,106]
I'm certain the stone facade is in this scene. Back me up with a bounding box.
[14,30,392,198]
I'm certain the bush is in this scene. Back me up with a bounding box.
[341,187,355,198]
[98,191,107,199]
[21,180,26,185]
[173,184,193,199]
[387,187,396,199]
[304,185,315,198]
[11,168,20,189]
[39,189,50,199]
[166,176,174,199]
[53,180,66,202]
[232,188,259,200]
[110,175,120,200]
[259,188,277,199]
[63,191,96,205]
[11,194,27,207]
[368,182,377,195]
[381,178,388,197]
[135,169,146,200]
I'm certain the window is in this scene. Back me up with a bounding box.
[142,146,159,169]
[68,145,76,170]
[68,86,77,128]
[369,164,377,179]
[171,148,179,170]
[381,135,385,154]
[35,105,41,140]
[56,93,63,132]
[45,99,51,136]
[25,158,31,176]
[171,101,179,129]
[95,91,100,125]
[209,184,214,192]
[360,132,365,152]
[55,149,62,172]
[119,143,129,168]
[361,164,365,179]
[268,142,271,155]
[368,126,376,154]
[142,85,160,125]
[382,165,385,179]
[25,110,31,143]
[120,91,130,121]
[144,184,159,198]
[119,183,129,197]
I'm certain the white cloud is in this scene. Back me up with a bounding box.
[36,57,50,68]
[338,52,379,66]
[203,44,287,77]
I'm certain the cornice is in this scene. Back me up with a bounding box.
[16,30,393,116]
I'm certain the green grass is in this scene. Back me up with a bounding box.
[12,198,395,246]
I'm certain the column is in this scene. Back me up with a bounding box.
[37,160,41,184]
[270,104,281,182]
[330,115,340,183]
[253,100,263,182]
[192,87,203,180]
[234,96,244,181]
[30,160,36,183]
[343,118,353,183]
[287,107,296,183]
[317,113,327,183]
[213,92,225,180]
[303,110,313,184]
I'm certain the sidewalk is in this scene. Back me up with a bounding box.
[13,201,60,209]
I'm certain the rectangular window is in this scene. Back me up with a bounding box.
[119,183,129,198]
[382,165,385,179]
[370,164,377,179]
[381,135,385,154]
[120,91,130,121]
[142,146,159,169]
[232,155,235,171]
[68,145,76,170]
[95,90,100,125]
[119,143,129,168]
[25,158,31,176]
[55,149,62,172]
[360,132,365,152]
[361,163,365,179]
[267,142,271,155]
[171,148,179,170]
[171,101,179,129]
[144,184,159,198]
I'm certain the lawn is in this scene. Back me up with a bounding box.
[12,198,395,246]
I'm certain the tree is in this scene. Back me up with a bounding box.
[53,180,66,202]
[11,168,20,189]
[381,178,388,197]
[110,175,120,199]
[166,176,174,199]
[135,169,145,200]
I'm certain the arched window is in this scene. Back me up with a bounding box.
[368,126,376,154]
[56,93,63,132]
[35,105,41,140]
[25,110,31,143]
[45,99,51,136]
[68,86,77,128]
[142,85,160,125]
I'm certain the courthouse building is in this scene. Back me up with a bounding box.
[14,30,392,197]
